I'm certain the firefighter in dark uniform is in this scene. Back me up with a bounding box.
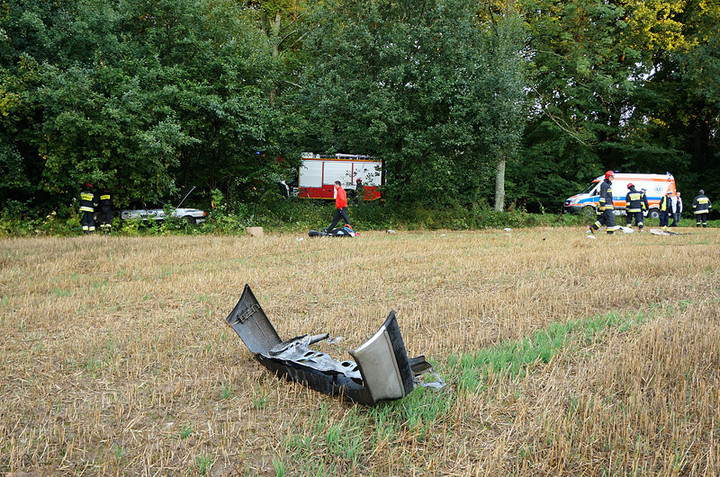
[588,171,615,234]
[625,183,648,230]
[79,184,97,234]
[692,190,712,227]
[659,191,672,230]
[97,189,114,234]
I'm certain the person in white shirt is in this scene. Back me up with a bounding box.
[670,191,683,227]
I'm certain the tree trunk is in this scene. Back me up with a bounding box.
[269,11,282,105]
[494,157,505,212]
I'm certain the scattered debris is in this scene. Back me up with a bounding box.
[308,225,357,237]
[586,235,597,239]
[503,228,512,232]
[386,229,396,234]
[618,226,635,233]
[225,285,445,405]
[649,228,689,236]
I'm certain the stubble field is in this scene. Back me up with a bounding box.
[1,227,719,476]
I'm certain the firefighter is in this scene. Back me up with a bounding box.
[588,171,615,234]
[353,178,364,206]
[659,191,672,230]
[97,189,114,234]
[326,180,352,232]
[692,190,712,227]
[79,183,97,234]
[625,183,648,230]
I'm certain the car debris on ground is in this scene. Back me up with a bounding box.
[225,285,445,405]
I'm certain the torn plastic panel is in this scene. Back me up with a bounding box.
[225,284,445,405]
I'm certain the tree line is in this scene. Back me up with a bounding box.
[1,0,718,218]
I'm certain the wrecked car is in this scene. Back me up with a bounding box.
[308,225,358,237]
[225,285,444,405]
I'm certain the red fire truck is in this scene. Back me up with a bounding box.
[296,153,382,201]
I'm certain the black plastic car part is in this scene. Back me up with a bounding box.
[225,284,444,405]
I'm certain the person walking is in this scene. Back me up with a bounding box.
[326,181,352,232]
[670,191,683,227]
[659,191,672,230]
[625,183,648,230]
[692,190,712,227]
[588,171,616,234]
[79,183,97,234]
[97,188,114,234]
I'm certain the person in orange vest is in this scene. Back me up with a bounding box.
[326,180,352,232]
[79,183,97,234]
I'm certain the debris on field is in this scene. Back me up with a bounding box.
[225,285,445,405]
[587,235,597,239]
[649,228,688,236]
[386,229,396,234]
[308,225,357,237]
[503,228,512,232]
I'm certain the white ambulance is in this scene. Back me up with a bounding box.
[564,173,677,218]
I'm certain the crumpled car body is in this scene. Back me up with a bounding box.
[225,284,444,405]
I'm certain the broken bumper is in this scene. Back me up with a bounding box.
[225,285,444,405]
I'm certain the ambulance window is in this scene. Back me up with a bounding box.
[581,183,597,194]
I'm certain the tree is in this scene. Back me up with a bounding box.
[514,0,696,211]
[477,1,528,211]
[0,0,283,211]
[294,0,527,206]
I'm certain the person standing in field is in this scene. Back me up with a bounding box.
[671,191,683,227]
[588,171,616,234]
[353,178,364,206]
[692,190,712,227]
[97,188,114,234]
[79,183,97,234]
[326,180,352,231]
[659,191,672,230]
[625,183,648,230]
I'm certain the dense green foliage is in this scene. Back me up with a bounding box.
[1,0,718,227]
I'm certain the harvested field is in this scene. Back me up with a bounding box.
[1,227,719,476]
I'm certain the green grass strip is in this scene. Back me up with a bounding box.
[275,310,650,475]
[446,311,648,393]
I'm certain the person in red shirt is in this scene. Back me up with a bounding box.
[326,180,352,231]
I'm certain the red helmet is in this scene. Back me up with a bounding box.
[605,171,614,179]
[85,183,93,189]
[627,183,634,189]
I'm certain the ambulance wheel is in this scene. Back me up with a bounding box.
[583,206,596,218]
[647,209,659,219]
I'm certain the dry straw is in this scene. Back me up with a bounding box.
[1,228,718,475]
